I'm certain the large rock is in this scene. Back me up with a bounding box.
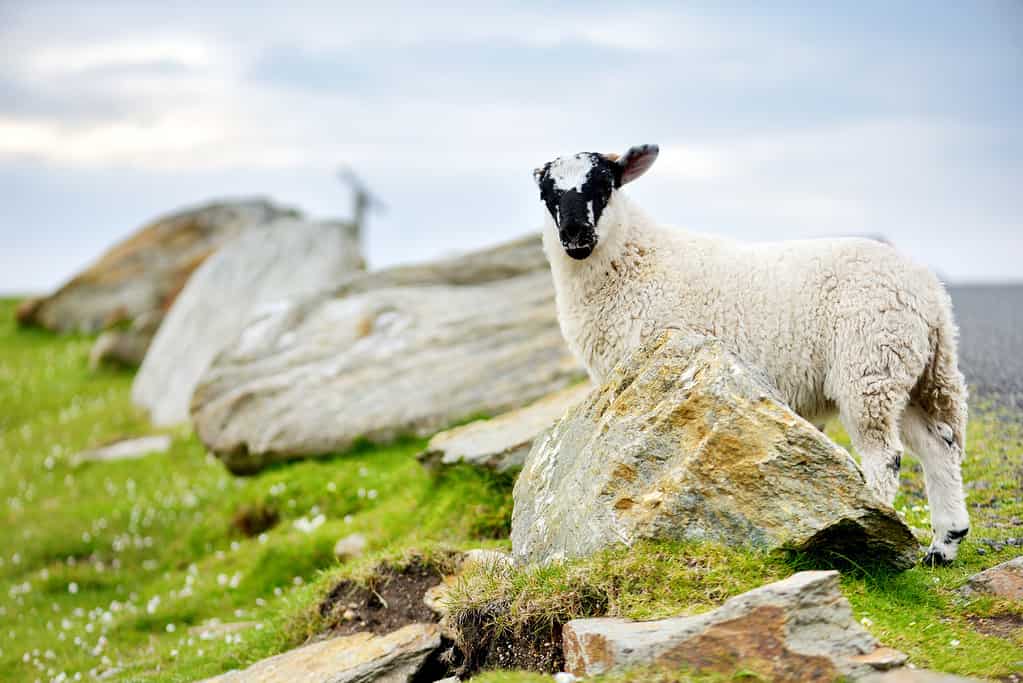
[133,218,363,426]
[563,570,907,680]
[511,329,918,569]
[202,623,440,682]
[16,198,299,333]
[191,235,585,473]
[418,383,591,472]
[959,556,1023,600]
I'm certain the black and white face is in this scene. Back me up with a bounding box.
[533,144,659,260]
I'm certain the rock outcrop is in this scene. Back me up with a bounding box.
[563,570,906,681]
[202,623,440,682]
[16,199,298,333]
[191,235,585,473]
[132,218,363,426]
[511,329,918,569]
[419,383,591,472]
[959,556,1023,600]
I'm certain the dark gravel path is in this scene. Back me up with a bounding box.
[949,284,1023,412]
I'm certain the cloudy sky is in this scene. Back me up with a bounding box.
[1,1,1020,293]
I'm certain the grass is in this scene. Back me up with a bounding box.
[1,295,1021,682]
[0,299,514,682]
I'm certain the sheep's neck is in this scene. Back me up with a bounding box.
[571,196,659,300]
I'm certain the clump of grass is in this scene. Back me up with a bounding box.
[446,540,787,673]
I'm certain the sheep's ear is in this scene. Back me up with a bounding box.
[532,166,545,186]
[619,144,659,185]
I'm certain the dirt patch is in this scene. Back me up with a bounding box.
[231,504,279,537]
[967,613,1023,640]
[319,560,444,637]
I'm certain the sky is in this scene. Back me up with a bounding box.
[0,1,1021,293]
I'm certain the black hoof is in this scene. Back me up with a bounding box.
[921,549,952,567]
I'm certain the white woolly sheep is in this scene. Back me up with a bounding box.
[533,144,970,565]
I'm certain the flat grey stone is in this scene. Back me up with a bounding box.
[202,623,440,683]
[72,435,172,464]
[419,383,591,472]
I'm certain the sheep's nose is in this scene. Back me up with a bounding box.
[561,221,587,240]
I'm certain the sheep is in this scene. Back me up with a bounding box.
[532,144,971,565]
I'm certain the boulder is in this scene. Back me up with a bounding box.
[191,235,585,473]
[511,329,918,569]
[71,435,172,465]
[202,623,440,682]
[16,198,298,333]
[133,218,363,426]
[334,533,368,562]
[419,383,591,472]
[563,570,906,680]
[959,556,1023,600]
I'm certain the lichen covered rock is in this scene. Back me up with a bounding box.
[17,198,298,333]
[512,329,918,569]
[563,571,906,680]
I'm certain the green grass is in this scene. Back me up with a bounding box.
[1,296,1021,682]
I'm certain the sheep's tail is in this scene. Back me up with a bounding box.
[912,288,969,451]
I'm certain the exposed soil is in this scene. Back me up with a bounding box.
[967,612,1023,640]
[231,504,279,537]
[319,559,445,637]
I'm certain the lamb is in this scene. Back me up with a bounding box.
[533,144,970,565]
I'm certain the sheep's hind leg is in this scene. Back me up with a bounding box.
[901,404,970,565]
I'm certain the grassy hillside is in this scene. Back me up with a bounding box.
[1,297,1020,682]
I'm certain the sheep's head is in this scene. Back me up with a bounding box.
[533,144,658,260]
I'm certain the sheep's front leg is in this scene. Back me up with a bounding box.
[839,397,906,507]
[855,439,903,506]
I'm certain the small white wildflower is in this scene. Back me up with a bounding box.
[165,624,175,633]
[68,583,78,595]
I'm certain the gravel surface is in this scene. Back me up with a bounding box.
[949,284,1023,412]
